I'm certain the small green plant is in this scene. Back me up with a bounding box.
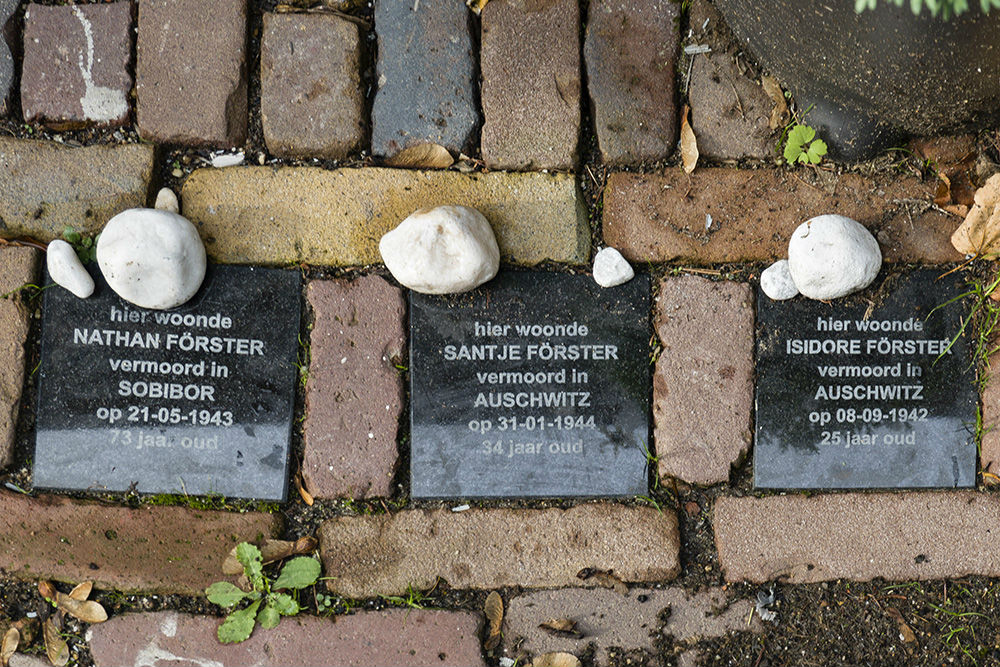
[62,226,98,264]
[206,543,321,644]
[783,123,828,165]
[380,584,429,610]
[855,0,1000,19]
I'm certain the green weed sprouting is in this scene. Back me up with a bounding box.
[783,123,828,166]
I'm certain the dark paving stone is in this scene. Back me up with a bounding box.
[0,248,39,468]
[0,490,281,594]
[89,610,485,667]
[319,504,680,597]
[21,2,131,128]
[602,169,960,264]
[584,0,679,166]
[0,0,18,115]
[480,0,580,170]
[261,12,364,159]
[0,136,154,240]
[136,0,247,146]
[303,276,405,499]
[715,492,1000,583]
[654,275,752,485]
[372,0,478,158]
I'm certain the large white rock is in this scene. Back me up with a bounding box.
[47,239,94,298]
[97,208,207,310]
[760,259,798,300]
[593,247,634,287]
[379,205,500,294]
[787,214,881,300]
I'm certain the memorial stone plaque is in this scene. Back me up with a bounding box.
[755,269,977,489]
[34,264,300,501]
[410,272,650,498]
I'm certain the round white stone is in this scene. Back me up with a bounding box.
[760,259,798,300]
[592,247,634,287]
[787,214,881,300]
[379,205,500,294]
[154,187,180,214]
[97,208,207,310]
[47,239,94,299]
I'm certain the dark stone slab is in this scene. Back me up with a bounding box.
[410,272,650,499]
[0,0,18,115]
[754,268,977,489]
[34,265,300,501]
[21,2,132,128]
[584,0,679,166]
[372,0,478,158]
[261,13,364,159]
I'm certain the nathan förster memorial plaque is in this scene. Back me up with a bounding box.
[34,264,300,501]
[410,272,650,498]
[755,269,977,489]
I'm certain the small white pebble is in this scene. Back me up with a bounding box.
[340,357,347,364]
[210,150,244,168]
[451,504,470,512]
[593,247,635,288]
[154,187,179,214]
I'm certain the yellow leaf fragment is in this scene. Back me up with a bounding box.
[532,652,581,667]
[385,143,454,169]
[68,582,93,602]
[680,105,698,175]
[2,627,18,667]
[295,475,314,506]
[761,75,788,130]
[466,0,489,14]
[951,173,1000,258]
[484,591,503,650]
[43,618,68,667]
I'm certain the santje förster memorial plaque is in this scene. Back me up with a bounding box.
[755,269,977,489]
[409,272,651,498]
[33,264,300,501]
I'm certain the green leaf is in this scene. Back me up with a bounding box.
[256,603,281,630]
[270,592,299,616]
[217,599,261,644]
[236,543,264,591]
[273,557,321,590]
[62,227,81,245]
[806,139,828,164]
[206,581,248,608]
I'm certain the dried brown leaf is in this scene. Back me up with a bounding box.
[37,581,56,602]
[680,105,698,175]
[532,652,581,667]
[539,618,583,638]
[951,173,1000,258]
[484,591,503,650]
[55,593,107,624]
[761,75,788,130]
[886,607,916,643]
[2,627,18,667]
[67,582,92,602]
[944,204,969,218]
[385,143,454,169]
[43,618,68,667]
[934,172,953,206]
[223,537,318,575]
[576,568,627,595]
[295,475,314,506]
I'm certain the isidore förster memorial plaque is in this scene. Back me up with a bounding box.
[755,269,977,489]
[410,272,650,498]
[33,265,300,501]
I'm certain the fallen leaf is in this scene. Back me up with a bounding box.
[223,537,318,575]
[944,204,969,218]
[532,652,581,667]
[68,582,92,602]
[385,143,454,169]
[951,173,1000,258]
[576,568,627,595]
[934,171,952,206]
[37,581,56,602]
[2,627,18,667]
[55,593,107,624]
[680,105,698,175]
[466,0,489,15]
[43,617,68,667]
[539,618,583,638]
[484,591,503,650]
[295,475,314,506]
[886,607,916,643]
[760,75,788,130]
[684,501,701,517]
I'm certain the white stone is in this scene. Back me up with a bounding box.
[760,259,798,300]
[47,239,94,298]
[154,187,179,214]
[96,208,207,310]
[593,247,634,287]
[379,205,500,294]
[787,214,881,300]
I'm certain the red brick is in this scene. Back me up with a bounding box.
[654,275,752,485]
[0,491,281,594]
[0,248,38,467]
[715,492,1000,583]
[319,504,679,598]
[89,610,485,667]
[603,169,958,264]
[303,276,405,499]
